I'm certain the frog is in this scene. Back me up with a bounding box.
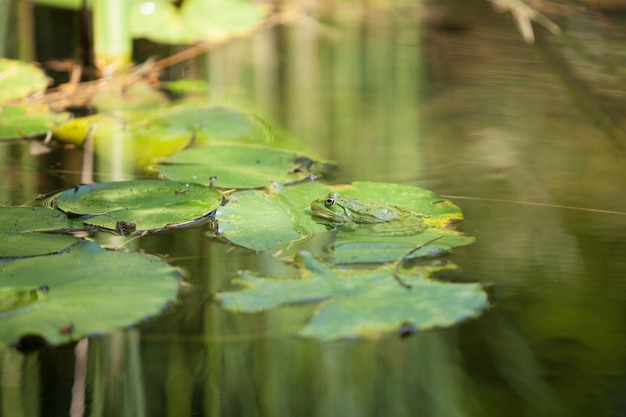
[310,192,428,235]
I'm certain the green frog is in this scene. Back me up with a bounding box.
[310,192,428,235]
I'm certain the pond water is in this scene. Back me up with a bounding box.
[2,0,626,416]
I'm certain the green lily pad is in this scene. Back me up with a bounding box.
[215,182,330,251]
[157,144,331,188]
[0,59,49,103]
[216,251,488,341]
[0,207,82,258]
[55,180,222,232]
[53,110,192,166]
[0,286,50,316]
[131,0,265,45]
[311,182,475,263]
[333,228,475,264]
[52,103,273,166]
[91,81,169,112]
[0,105,71,141]
[329,182,467,227]
[0,240,180,347]
[188,105,274,146]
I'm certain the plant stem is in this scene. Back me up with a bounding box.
[93,0,131,75]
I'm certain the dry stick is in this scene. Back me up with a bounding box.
[393,236,444,289]
[29,8,301,110]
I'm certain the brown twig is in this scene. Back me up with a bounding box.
[21,7,303,112]
[392,236,444,289]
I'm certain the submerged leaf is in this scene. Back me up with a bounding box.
[0,240,180,347]
[217,251,488,341]
[55,180,222,232]
[0,207,82,258]
[157,144,331,188]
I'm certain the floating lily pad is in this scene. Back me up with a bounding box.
[0,59,49,102]
[0,207,82,258]
[52,103,273,165]
[188,105,274,146]
[0,285,50,316]
[0,105,70,141]
[55,180,222,232]
[311,182,475,263]
[216,251,488,341]
[131,0,265,45]
[157,144,331,188]
[329,182,467,227]
[333,228,475,264]
[0,240,180,347]
[91,81,169,112]
[53,110,192,166]
[215,182,330,251]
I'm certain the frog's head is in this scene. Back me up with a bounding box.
[310,192,349,223]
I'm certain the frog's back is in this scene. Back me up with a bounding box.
[359,209,427,236]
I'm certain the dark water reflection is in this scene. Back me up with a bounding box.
[2,1,626,416]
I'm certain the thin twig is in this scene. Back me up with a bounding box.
[393,236,444,289]
[442,195,626,216]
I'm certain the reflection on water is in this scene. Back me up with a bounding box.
[2,0,626,416]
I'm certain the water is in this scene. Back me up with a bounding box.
[2,1,626,416]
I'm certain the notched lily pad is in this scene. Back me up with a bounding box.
[309,182,475,263]
[55,180,222,233]
[157,144,332,189]
[216,251,488,341]
[0,240,180,347]
[0,207,82,258]
[214,182,330,251]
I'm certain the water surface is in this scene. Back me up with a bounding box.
[2,1,626,416]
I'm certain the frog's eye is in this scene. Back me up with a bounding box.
[325,196,335,207]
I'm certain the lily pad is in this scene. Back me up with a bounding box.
[52,103,273,166]
[311,182,475,263]
[188,105,274,146]
[0,286,50,316]
[55,180,222,232]
[329,182,467,227]
[131,0,266,45]
[215,182,330,251]
[0,105,71,141]
[0,59,49,102]
[157,144,331,188]
[0,207,82,258]
[91,81,169,112]
[0,240,180,347]
[333,228,475,264]
[216,251,488,341]
[53,110,192,166]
